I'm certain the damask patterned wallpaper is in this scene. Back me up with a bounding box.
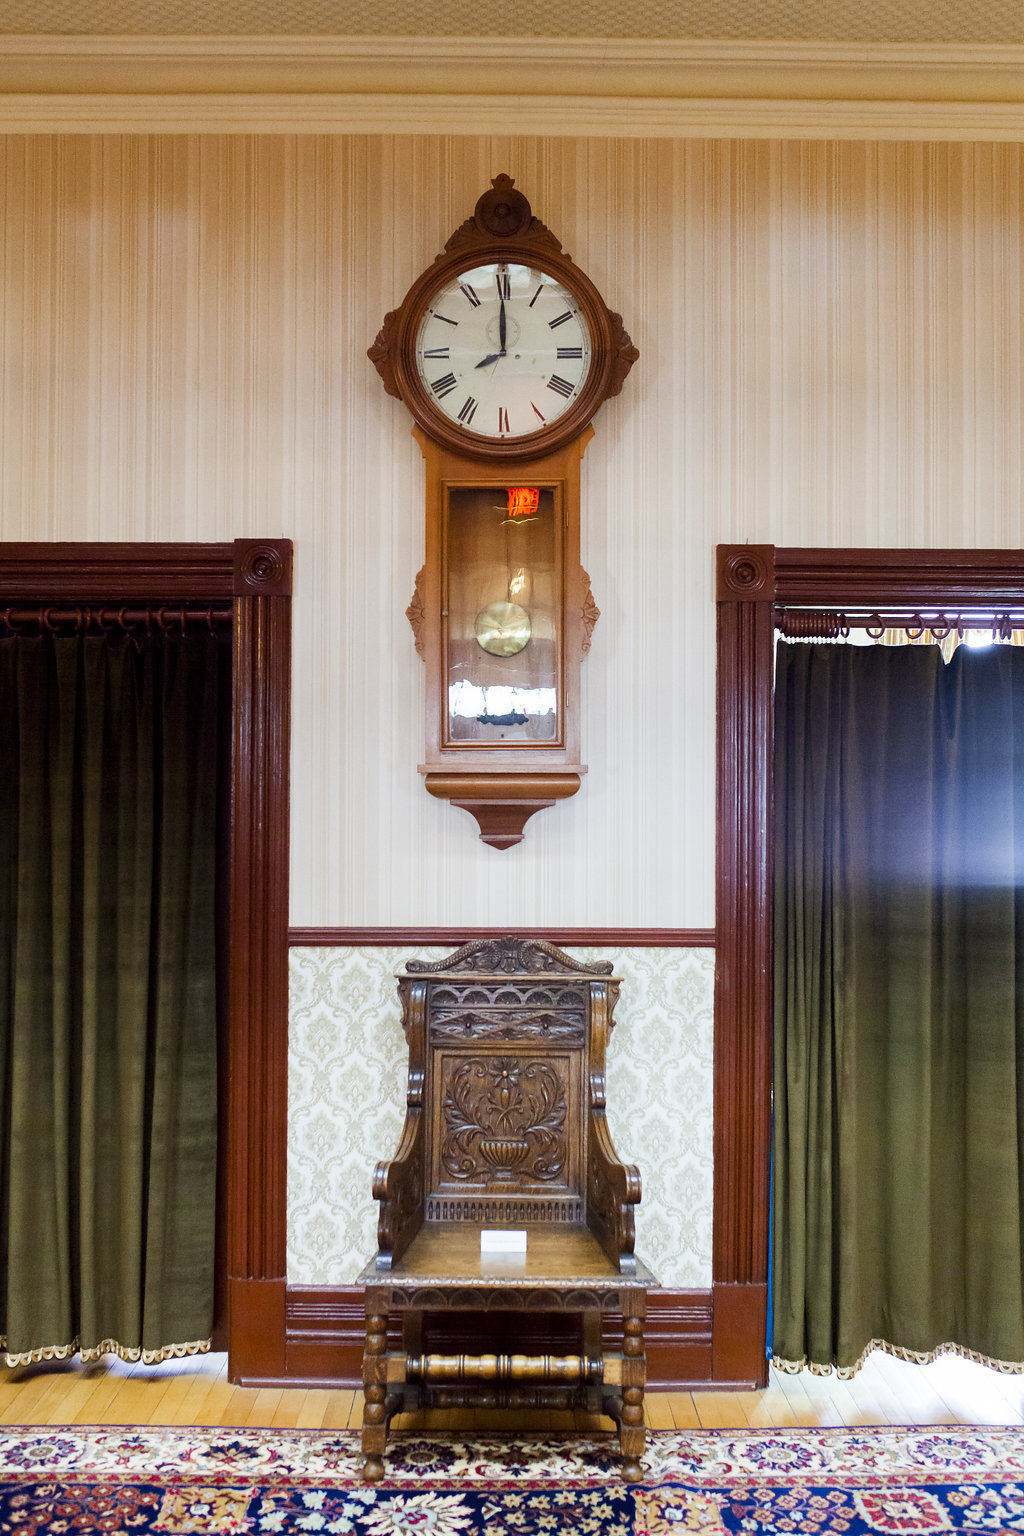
[287,944,715,1289]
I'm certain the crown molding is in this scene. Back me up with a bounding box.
[0,35,1022,137]
[2,93,1022,139]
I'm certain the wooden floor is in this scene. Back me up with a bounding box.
[0,1349,1021,1432]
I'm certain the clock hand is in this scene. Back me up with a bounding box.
[475,298,509,370]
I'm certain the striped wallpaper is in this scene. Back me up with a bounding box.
[2,135,1021,928]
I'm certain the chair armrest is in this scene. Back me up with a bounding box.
[372,1107,424,1271]
[586,1107,641,1275]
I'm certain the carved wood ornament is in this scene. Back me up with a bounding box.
[440,1057,568,1183]
[359,937,654,1483]
[372,937,635,1265]
[374,177,637,847]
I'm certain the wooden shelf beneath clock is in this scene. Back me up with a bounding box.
[421,768,585,849]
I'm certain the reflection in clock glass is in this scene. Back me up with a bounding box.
[449,682,557,726]
[416,262,591,442]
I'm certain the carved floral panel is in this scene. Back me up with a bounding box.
[287,944,714,1287]
[437,1056,570,1186]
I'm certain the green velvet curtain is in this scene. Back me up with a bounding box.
[772,640,1024,1374]
[0,631,223,1365]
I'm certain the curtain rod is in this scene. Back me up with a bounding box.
[775,609,1024,640]
[0,604,232,634]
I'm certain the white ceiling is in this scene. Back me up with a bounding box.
[0,0,1021,39]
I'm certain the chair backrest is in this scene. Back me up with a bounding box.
[373,936,641,1274]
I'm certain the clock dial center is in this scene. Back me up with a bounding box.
[485,312,522,352]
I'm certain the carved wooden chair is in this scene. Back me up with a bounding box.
[358,936,656,1481]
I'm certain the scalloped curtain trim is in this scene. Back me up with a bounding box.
[774,1337,1024,1380]
[0,1337,212,1369]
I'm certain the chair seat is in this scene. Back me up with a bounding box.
[360,1222,655,1289]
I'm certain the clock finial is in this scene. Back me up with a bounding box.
[474,174,532,238]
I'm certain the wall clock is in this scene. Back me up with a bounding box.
[370,175,637,848]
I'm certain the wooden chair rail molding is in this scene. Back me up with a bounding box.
[0,540,293,1386]
[288,928,715,947]
[714,543,1024,1390]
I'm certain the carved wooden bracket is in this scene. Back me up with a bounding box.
[423,771,583,850]
[367,311,401,400]
[581,568,601,656]
[608,313,640,398]
[406,567,426,657]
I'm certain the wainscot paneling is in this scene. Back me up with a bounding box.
[287,943,715,1292]
[281,1284,713,1390]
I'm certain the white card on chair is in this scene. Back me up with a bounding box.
[480,1229,527,1254]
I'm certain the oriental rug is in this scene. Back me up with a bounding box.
[0,1424,1022,1533]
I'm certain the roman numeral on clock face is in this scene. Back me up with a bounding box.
[557,347,583,359]
[496,272,511,299]
[459,283,481,307]
[422,347,449,359]
[548,310,573,329]
[497,407,510,435]
[457,396,478,424]
[547,374,575,398]
[430,373,458,398]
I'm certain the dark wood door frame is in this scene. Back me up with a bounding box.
[0,540,292,1382]
[713,544,1024,1386]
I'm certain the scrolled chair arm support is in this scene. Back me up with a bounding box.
[373,1109,425,1270]
[587,1108,641,1274]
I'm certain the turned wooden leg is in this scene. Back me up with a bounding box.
[582,1309,602,1413]
[402,1310,424,1414]
[619,1302,647,1483]
[361,1299,390,1482]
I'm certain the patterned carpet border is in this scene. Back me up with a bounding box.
[0,1426,1023,1533]
[0,1423,1022,1484]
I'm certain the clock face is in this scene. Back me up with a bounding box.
[414,262,593,443]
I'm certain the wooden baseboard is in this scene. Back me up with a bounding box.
[711,1281,769,1389]
[284,1285,713,1390]
[228,1276,287,1384]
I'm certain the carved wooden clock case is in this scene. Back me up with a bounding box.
[370,176,637,848]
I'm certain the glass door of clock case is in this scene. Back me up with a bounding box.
[442,484,562,747]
